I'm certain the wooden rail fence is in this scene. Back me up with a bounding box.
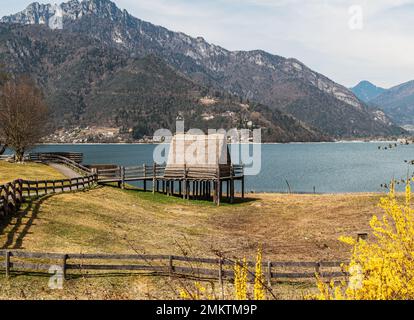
[0,250,347,283]
[0,154,98,218]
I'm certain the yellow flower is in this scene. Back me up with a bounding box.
[311,179,414,300]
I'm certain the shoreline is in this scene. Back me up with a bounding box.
[37,140,400,146]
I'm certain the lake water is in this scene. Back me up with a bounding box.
[9,142,414,193]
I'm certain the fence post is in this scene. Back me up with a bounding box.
[267,261,272,287]
[17,179,23,203]
[62,254,68,281]
[219,258,224,299]
[121,166,125,189]
[35,181,39,197]
[315,262,321,277]
[169,256,174,275]
[5,250,11,278]
[4,185,9,216]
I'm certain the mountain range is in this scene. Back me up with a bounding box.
[0,0,406,142]
[352,80,414,127]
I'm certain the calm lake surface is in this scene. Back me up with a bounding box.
[18,142,414,193]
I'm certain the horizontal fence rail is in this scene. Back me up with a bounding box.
[0,250,348,283]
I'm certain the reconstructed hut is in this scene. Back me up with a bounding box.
[163,134,244,205]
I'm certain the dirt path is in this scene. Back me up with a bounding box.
[48,163,81,179]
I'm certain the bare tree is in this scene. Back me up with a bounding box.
[0,64,9,155]
[0,77,49,162]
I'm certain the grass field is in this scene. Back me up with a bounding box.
[0,179,386,299]
[0,162,65,184]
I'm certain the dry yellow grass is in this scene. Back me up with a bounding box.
[0,185,385,299]
[0,187,381,259]
[0,161,65,184]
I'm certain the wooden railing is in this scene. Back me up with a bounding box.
[0,155,13,161]
[29,153,91,176]
[96,164,244,183]
[97,164,166,183]
[0,250,347,283]
[29,152,83,164]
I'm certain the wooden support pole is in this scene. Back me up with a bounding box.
[152,163,156,194]
[216,166,221,206]
[143,164,147,192]
[226,181,229,199]
[192,181,196,199]
[230,164,235,204]
[183,164,187,200]
[241,176,245,199]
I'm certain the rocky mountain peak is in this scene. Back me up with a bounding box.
[1,0,122,30]
[351,80,386,103]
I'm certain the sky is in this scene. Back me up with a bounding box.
[1,0,414,89]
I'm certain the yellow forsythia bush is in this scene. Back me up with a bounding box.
[234,247,266,300]
[314,181,414,300]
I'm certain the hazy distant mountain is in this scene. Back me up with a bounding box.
[351,81,386,103]
[0,0,404,139]
[370,80,414,125]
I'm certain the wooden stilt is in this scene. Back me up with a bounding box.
[143,164,147,191]
[230,164,235,204]
[226,181,229,199]
[241,176,245,199]
[152,163,156,194]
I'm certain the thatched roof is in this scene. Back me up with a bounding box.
[164,134,231,180]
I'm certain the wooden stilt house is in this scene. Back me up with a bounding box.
[163,134,244,205]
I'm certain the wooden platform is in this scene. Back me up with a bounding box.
[91,163,245,205]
